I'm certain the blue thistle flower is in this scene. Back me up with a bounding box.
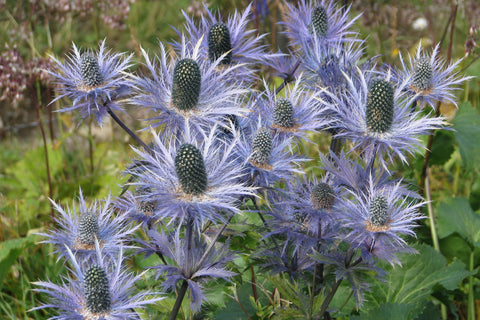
[126,124,256,231]
[337,177,424,265]
[129,38,249,137]
[49,39,132,126]
[328,67,446,166]
[282,0,360,51]
[234,115,308,189]
[174,3,278,83]
[148,229,235,312]
[395,43,471,109]
[32,244,162,319]
[254,76,333,142]
[301,36,365,95]
[265,175,341,244]
[39,189,138,261]
[114,188,158,227]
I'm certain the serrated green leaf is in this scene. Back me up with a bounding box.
[452,101,480,170]
[364,244,472,314]
[437,197,480,247]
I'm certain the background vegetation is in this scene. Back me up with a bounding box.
[0,0,479,319]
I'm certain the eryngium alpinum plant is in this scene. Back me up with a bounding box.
[35,0,471,319]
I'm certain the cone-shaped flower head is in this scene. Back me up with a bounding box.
[368,195,389,228]
[80,54,104,87]
[273,98,295,129]
[84,265,111,313]
[49,40,132,125]
[208,23,233,64]
[395,43,471,109]
[365,79,394,134]
[78,212,100,246]
[250,127,273,167]
[126,124,256,231]
[311,182,335,210]
[309,5,328,37]
[172,58,201,111]
[32,244,163,319]
[174,3,277,83]
[130,38,248,137]
[38,189,138,261]
[283,0,360,51]
[411,58,433,91]
[337,176,425,265]
[175,143,208,195]
[327,67,446,167]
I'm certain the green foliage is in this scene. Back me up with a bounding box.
[452,101,480,171]
[437,197,480,248]
[363,244,472,318]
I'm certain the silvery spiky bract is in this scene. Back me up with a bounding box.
[328,67,446,166]
[395,43,471,109]
[254,76,333,142]
[49,40,132,125]
[39,189,138,261]
[338,176,424,265]
[174,3,278,83]
[32,244,162,319]
[127,124,255,231]
[234,115,307,188]
[130,37,249,137]
[144,229,235,311]
[283,0,360,52]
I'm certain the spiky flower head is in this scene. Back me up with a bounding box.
[175,143,208,195]
[327,67,446,167]
[235,115,307,188]
[130,38,248,137]
[78,212,100,246]
[253,76,332,142]
[80,54,103,87]
[395,43,471,109]
[32,244,162,319]
[208,22,233,64]
[172,58,201,111]
[338,176,424,265]
[250,127,273,166]
[126,124,255,231]
[84,265,111,313]
[311,182,335,210]
[273,98,295,129]
[38,188,138,261]
[174,3,278,83]
[309,5,328,37]
[368,195,389,228]
[283,0,360,52]
[365,79,394,134]
[49,40,132,125]
[411,57,433,91]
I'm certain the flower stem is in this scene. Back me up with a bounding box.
[106,104,152,154]
[468,250,475,320]
[274,60,301,95]
[31,81,54,219]
[169,280,189,320]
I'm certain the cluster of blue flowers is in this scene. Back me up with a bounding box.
[35,1,468,318]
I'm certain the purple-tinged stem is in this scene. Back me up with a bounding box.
[106,104,152,155]
[31,81,54,219]
[275,60,301,95]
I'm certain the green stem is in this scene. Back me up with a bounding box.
[468,250,475,320]
[425,169,440,252]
